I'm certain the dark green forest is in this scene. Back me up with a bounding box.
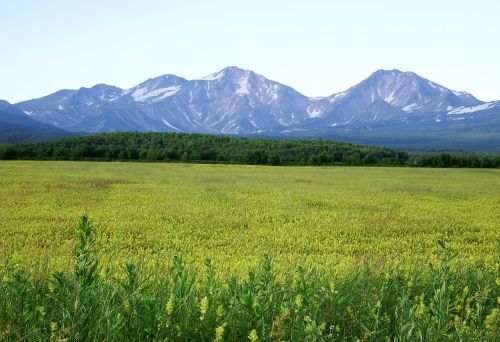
[0,132,498,167]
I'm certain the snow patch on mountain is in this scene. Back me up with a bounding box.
[384,91,395,104]
[161,118,180,131]
[307,106,322,118]
[329,91,348,103]
[402,103,419,112]
[236,74,250,95]
[131,86,182,102]
[201,70,225,81]
[448,102,496,115]
[427,81,447,93]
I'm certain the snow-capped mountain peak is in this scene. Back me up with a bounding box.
[13,67,500,135]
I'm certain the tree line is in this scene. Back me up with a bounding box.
[0,132,498,167]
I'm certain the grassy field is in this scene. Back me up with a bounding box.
[0,160,498,273]
[1,161,499,340]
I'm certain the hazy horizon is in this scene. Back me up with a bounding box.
[1,0,499,103]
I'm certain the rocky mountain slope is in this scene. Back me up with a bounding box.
[8,67,500,150]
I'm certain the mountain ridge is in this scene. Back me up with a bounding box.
[0,100,72,143]
[8,66,500,150]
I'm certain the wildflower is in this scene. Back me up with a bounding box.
[329,281,335,291]
[166,299,174,315]
[200,296,209,320]
[485,308,498,330]
[214,325,225,342]
[248,329,259,342]
[416,295,425,317]
[217,305,225,317]
[49,322,58,332]
[295,294,303,308]
[304,315,314,334]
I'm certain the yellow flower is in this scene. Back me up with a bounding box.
[295,294,303,308]
[200,296,209,320]
[49,322,58,332]
[166,299,174,315]
[416,295,425,317]
[485,308,499,331]
[248,329,259,342]
[217,305,225,317]
[214,325,225,342]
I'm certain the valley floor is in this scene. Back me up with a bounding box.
[0,161,498,274]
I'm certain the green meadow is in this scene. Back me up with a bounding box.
[1,161,498,273]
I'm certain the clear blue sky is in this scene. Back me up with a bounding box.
[1,0,499,103]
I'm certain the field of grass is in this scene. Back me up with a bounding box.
[1,161,499,340]
[0,161,498,273]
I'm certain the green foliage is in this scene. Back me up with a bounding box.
[2,132,499,167]
[411,152,500,168]
[0,215,499,341]
[0,132,410,166]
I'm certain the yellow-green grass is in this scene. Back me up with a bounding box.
[0,161,498,274]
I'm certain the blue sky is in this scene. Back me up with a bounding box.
[1,0,499,103]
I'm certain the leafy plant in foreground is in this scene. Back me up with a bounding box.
[0,215,499,341]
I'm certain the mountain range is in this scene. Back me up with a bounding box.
[2,67,500,150]
[0,100,71,143]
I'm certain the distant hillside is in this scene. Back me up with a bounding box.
[0,100,72,143]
